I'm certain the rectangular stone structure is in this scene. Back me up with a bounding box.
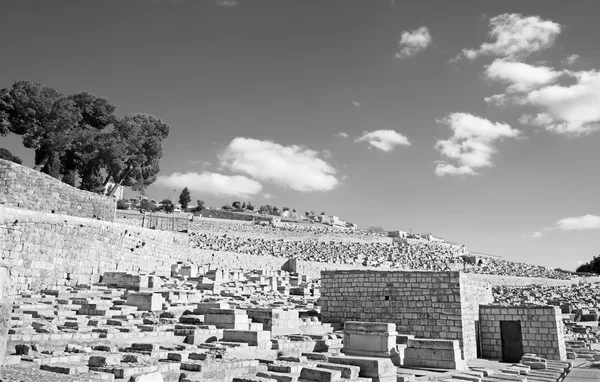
[479,305,567,361]
[320,270,494,361]
[404,339,465,370]
[126,292,164,311]
[343,321,398,358]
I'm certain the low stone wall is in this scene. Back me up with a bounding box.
[0,159,116,221]
[0,205,188,291]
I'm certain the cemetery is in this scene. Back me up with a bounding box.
[1,159,600,381]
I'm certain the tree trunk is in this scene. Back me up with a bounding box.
[107,166,131,197]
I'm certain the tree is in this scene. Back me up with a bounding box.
[305,211,310,217]
[0,81,117,182]
[179,187,191,210]
[282,207,289,212]
[258,205,268,214]
[0,80,169,195]
[576,256,600,274]
[161,198,174,213]
[104,114,169,196]
[0,148,22,164]
[222,203,232,210]
[292,208,296,213]
[116,200,129,210]
[140,199,154,212]
[246,202,254,211]
[241,202,246,209]
[196,200,205,211]
[272,206,279,215]
[321,212,325,215]
[232,201,241,210]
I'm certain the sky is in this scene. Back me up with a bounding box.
[1,0,599,270]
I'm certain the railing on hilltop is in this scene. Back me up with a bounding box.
[116,210,189,232]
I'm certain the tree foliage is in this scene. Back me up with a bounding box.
[0,148,22,164]
[576,256,600,274]
[161,199,174,213]
[0,80,169,195]
[179,187,191,209]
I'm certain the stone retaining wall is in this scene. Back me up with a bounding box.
[0,205,188,291]
[0,159,115,221]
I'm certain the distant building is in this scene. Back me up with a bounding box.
[388,230,408,238]
[103,182,124,200]
[420,232,445,242]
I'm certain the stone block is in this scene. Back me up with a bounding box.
[126,293,164,311]
[328,355,396,379]
[300,366,342,382]
[223,329,271,347]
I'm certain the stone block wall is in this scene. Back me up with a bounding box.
[320,270,493,360]
[479,305,567,361]
[0,205,188,291]
[0,159,116,221]
[460,274,494,360]
[0,265,12,365]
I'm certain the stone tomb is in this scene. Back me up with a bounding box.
[342,321,398,358]
[321,270,494,361]
[479,305,567,361]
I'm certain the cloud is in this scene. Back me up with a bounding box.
[355,129,411,152]
[216,0,238,6]
[561,54,580,66]
[522,70,600,135]
[156,172,262,198]
[457,13,561,60]
[485,59,563,92]
[531,232,543,239]
[220,137,339,192]
[435,113,520,177]
[395,26,432,59]
[262,193,276,200]
[322,149,333,159]
[352,101,361,108]
[335,132,349,138]
[553,215,600,231]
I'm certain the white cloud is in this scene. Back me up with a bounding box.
[531,232,543,239]
[554,215,600,231]
[355,129,411,152]
[322,149,333,159]
[458,13,561,60]
[562,54,580,66]
[485,59,563,92]
[220,137,339,192]
[395,26,432,59]
[523,70,600,135]
[352,101,361,108]
[156,172,262,198]
[335,132,349,138]
[484,94,510,107]
[216,0,238,6]
[435,113,520,177]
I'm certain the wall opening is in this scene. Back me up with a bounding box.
[500,320,523,363]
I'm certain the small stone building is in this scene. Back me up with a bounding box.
[479,305,567,361]
[320,270,493,361]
